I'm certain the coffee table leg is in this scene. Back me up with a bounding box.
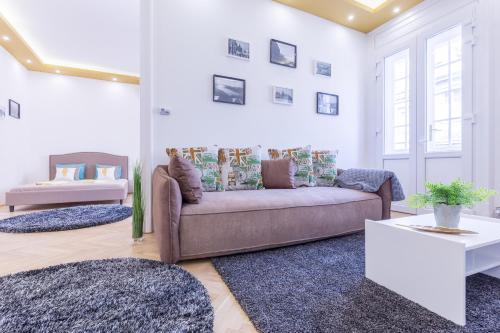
[365,221,467,326]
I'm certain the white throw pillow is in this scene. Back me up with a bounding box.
[54,167,77,181]
[96,167,117,180]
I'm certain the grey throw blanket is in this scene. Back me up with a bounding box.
[335,169,405,201]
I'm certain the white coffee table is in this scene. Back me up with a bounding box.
[365,214,500,326]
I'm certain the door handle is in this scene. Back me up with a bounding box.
[463,113,477,124]
[428,124,442,141]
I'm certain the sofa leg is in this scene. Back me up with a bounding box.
[120,200,123,205]
[9,206,14,213]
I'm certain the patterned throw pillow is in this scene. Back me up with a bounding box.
[96,166,117,181]
[312,150,338,187]
[268,146,315,187]
[166,146,223,192]
[219,146,263,191]
[54,167,78,181]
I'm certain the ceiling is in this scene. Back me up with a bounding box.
[273,0,424,33]
[0,0,420,83]
[0,0,139,79]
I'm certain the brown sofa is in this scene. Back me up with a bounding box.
[153,166,392,264]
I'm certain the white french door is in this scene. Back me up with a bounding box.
[415,21,474,214]
[376,18,474,214]
[376,41,417,214]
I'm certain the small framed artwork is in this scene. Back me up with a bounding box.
[228,38,250,60]
[270,39,297,68]
[9,99,20,119]
[314,61,332,77]
[317,92,339,116]
[273,86,293,105]
[213,75,246,105]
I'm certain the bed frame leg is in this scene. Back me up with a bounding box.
[9,206,14,213]
[120,200,123,205]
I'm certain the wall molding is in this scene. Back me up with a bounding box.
[0,14,139,85]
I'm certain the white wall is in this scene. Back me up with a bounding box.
[149,0,369,169]
[0,47,140,203]
[0,47,30,202]
[493,0,500,210]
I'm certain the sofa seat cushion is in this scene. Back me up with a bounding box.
[179,187,382,259]
[181,187,379,216]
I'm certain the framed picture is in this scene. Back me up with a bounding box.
[317,92,339,116]
[272,86,293,105]
[213,75,246,105]
[314,61,332,77]
[9,99,20,119]
[270,39,297,68]
[228,38,250,60]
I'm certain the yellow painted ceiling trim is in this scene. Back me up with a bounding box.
[0,14,139,85]
[273,0,423,33]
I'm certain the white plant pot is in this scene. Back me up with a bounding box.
[433,204,462,228]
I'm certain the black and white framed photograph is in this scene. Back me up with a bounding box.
[272,86,293,105]
[9,99,20,119]
[314,61,332,77]
[317,92,339,116]
[228,38,250,60]
[213,75,246,105]
[270,39,297,68]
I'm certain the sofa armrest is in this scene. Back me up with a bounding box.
[152,165,182,264]
[337,168,392,220]
[376,179,392,220]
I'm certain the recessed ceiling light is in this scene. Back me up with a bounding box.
[393,7,401,14]
[2,35,10,41]
[348,14,355,21]
[55,69,61,74]
[112,77,118,82]
[354,0,388,10]
[26,59,32,64]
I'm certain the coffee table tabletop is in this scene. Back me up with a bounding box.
[375,214,500,250]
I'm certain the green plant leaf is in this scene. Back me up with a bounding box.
[408,179,496,208]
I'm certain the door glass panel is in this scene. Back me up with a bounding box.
[426,26,462,153]
[434,92,449,120]
[384,49,410,155]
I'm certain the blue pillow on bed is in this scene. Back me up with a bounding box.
[95,164,122,179]
[56,163,86,180]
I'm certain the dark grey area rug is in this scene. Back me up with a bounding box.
[212,232,500,333]
[0,204,132,233]
[0,258,213,333]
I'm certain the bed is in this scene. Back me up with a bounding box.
[5,152,129,212]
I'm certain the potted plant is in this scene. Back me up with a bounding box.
[408,180,496,228]
[132,162,144,242]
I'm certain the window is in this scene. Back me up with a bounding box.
[426,26,462,152]
[384,49,410,155]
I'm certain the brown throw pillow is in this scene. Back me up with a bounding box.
[261,159,296,189]
[168,156,203,204]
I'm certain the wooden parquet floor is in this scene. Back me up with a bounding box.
[0,197,256,333]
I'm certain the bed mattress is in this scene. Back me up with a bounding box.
[5,179,128,207]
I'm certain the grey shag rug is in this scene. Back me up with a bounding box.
[0,258,213,333]
[212,232,500,333]
[0,204,132,233]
